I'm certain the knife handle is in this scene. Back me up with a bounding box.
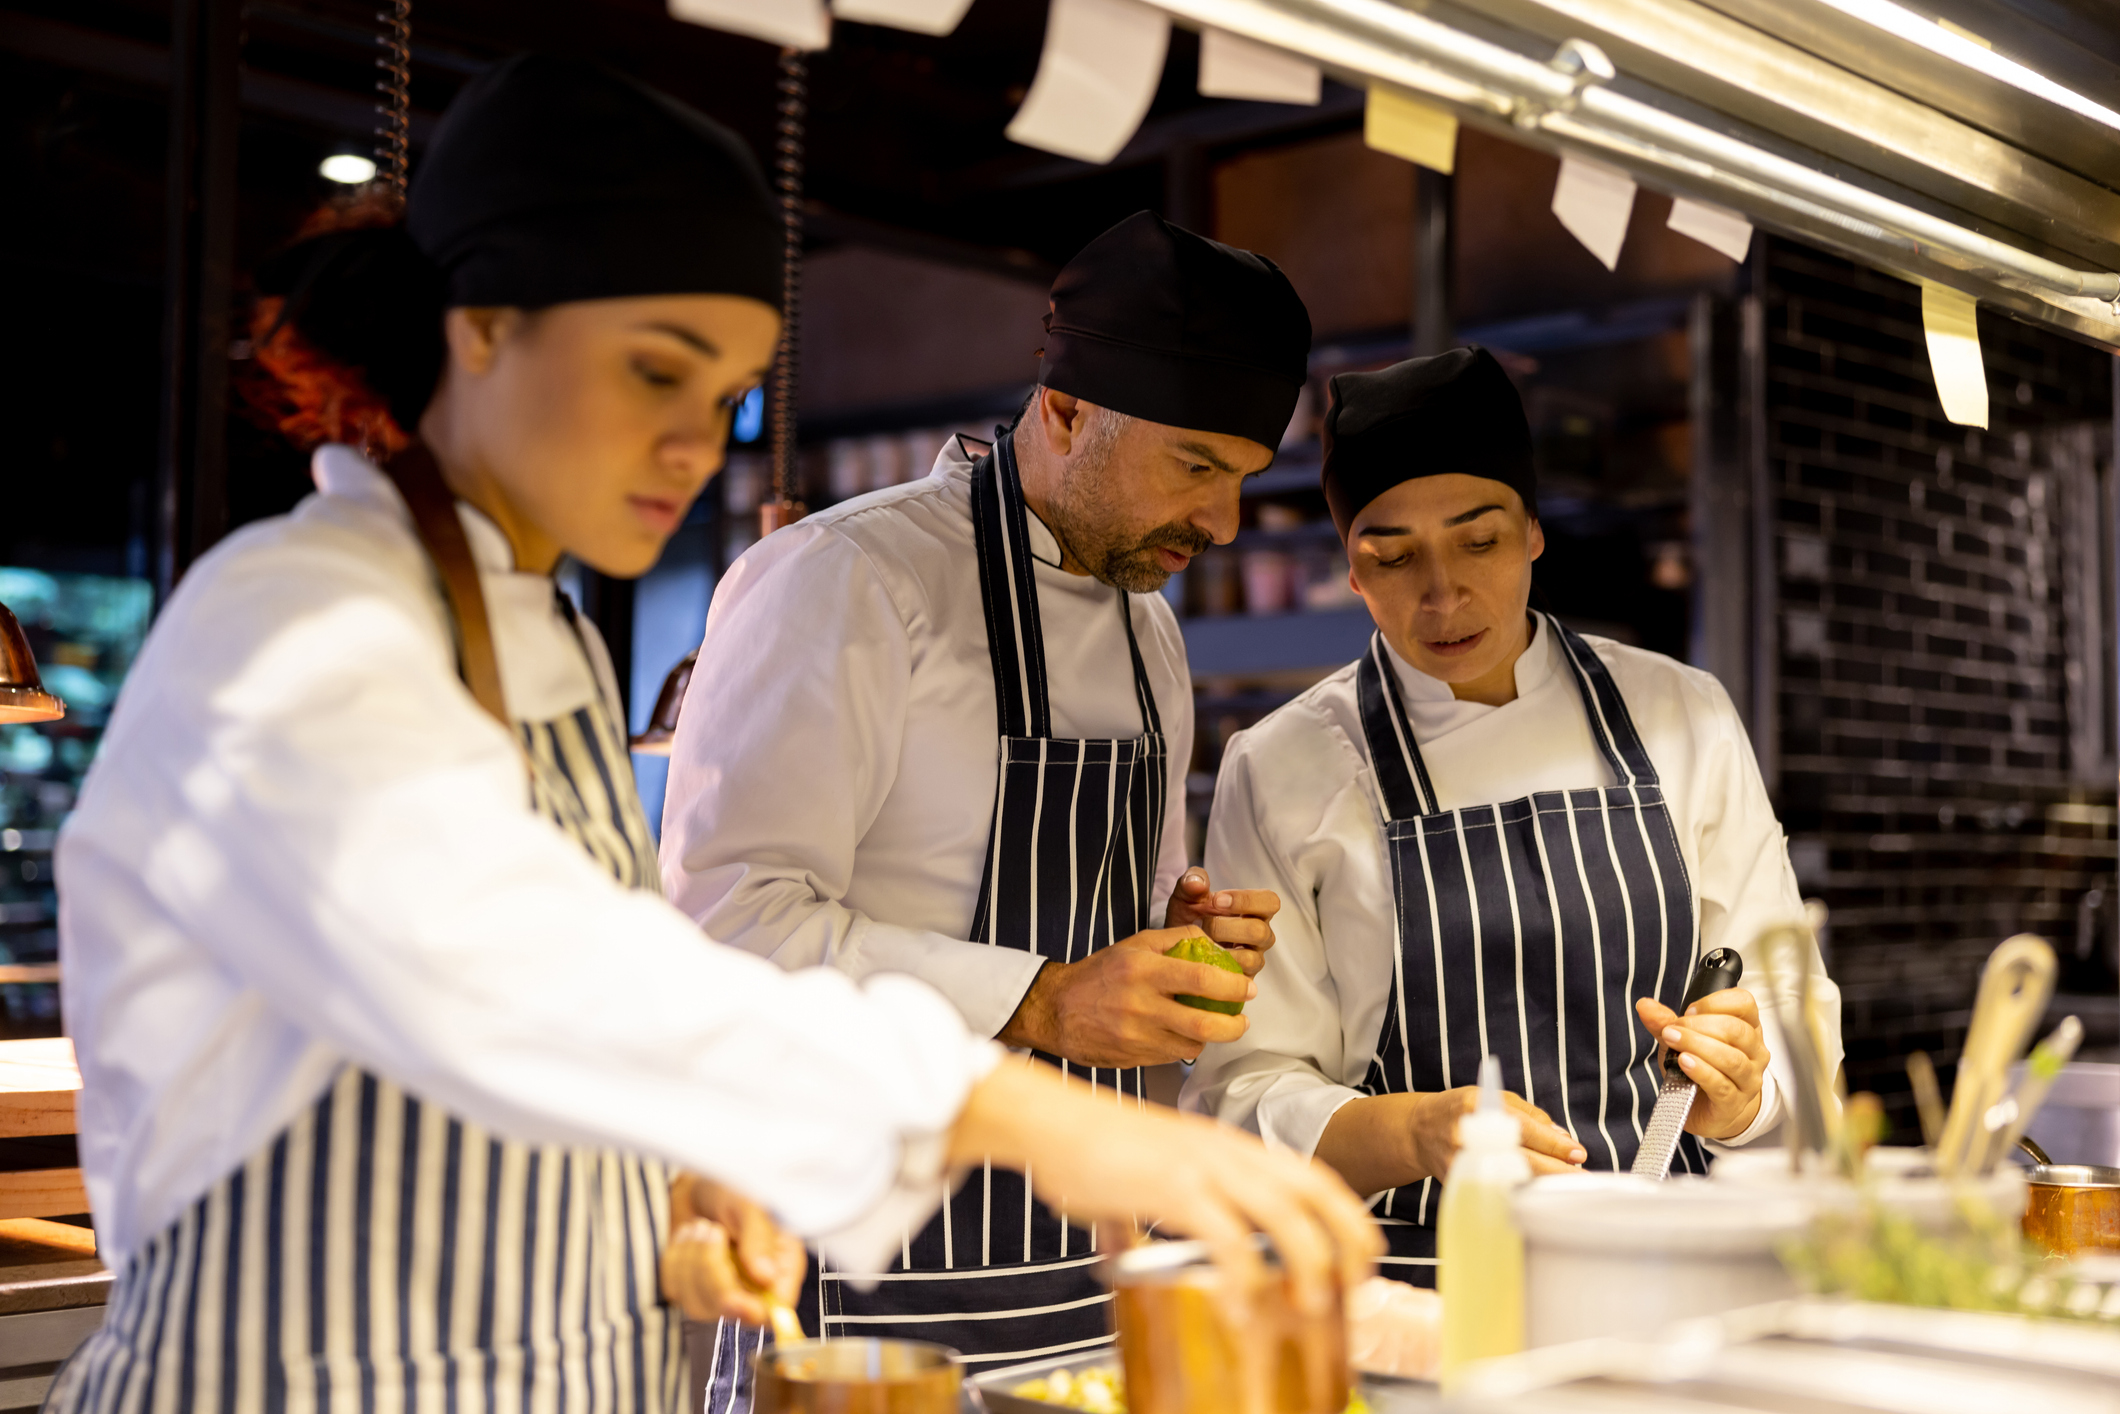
[1679,947,1744,1013]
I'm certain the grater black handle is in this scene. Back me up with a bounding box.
[1679,947,1744,1012]
[1661,949,1745,1085]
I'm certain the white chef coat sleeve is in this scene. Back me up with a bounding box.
[1687,673,1843,1148]
[1182,726,1365,1159]
[88,530,995,1256]
[658,522,1046,1039]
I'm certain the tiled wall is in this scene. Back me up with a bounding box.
[1759,240,2117,1131]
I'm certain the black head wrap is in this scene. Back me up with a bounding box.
[408,53,782,310]
[1321,346,1536,536]
[253,55,780,435]
[1039,212,1311,452]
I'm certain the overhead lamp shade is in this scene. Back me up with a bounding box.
[0,603,65,725]
[629,650,695,756]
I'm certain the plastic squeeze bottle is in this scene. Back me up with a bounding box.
[1437,1054,1529,1386]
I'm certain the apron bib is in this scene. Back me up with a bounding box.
[47,670,686,1414]
[1354,616,1708,1287]
[800,432,1168,1373]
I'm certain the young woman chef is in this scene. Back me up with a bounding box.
[1183,347,1840,1285]
[48,56,1378,1414]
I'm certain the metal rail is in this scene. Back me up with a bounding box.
[1571,79,2120,301]
[1141,0,2120,320]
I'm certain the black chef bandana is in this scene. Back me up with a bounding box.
[1039,212,1311,453]
[408,54,782,311]
[1321,346,1537,537]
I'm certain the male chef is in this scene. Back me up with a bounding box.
[660,212,1312,1365]
[1184,347,1842,1286]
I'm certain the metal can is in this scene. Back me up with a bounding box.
[1106,1240,1348,1414]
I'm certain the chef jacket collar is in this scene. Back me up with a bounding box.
[936,433,1066,570]
[309,443,613,725]
[314,442,525,576]
[1023,508,1065,570]
[1379,611,1555,709]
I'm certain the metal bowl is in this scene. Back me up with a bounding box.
[968,1349,1122,1414]
[969,1349,1443,1414]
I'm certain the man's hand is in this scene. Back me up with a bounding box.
[1165,867,1280,977]
[1315,1089,1584,1196]
[1634,987,1770,1140]
[660,1174,806,1327]
[997,927,1256,1066]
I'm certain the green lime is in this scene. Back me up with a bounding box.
[1165,932,1246,1015]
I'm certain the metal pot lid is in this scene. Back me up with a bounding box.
[2027,1163,2120,1188]
[757,1337,960,1377]
[1107,1231,1278,1278]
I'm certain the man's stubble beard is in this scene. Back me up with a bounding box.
[1044,411,1211,594]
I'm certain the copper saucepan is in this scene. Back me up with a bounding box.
[1106,1239,1348,1414]
[2022,1163,2120,1257]
[751,1338,961,1414]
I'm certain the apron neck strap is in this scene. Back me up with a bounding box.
[972,432,1052,738]
[1355,615,1661,818]
[1547,616,1656,788]
[1119,593,1164,738]
[1356,634,1440,818]
[382,441,510,728]
[971,431,1159,741]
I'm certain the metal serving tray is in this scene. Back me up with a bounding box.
[1451,1298,2120,1414]
[965,1349,1119,1414]
[964,1347,1442,1414]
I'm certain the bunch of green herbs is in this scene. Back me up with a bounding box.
[1779,1195,2117,1324]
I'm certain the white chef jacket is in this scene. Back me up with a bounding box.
[660,437,1193,1036]
[1182,618,1842,1167]
[58,444,997,1268]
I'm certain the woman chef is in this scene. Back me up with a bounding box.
[48,55,1378,1414]
[1184,348,1840,1285]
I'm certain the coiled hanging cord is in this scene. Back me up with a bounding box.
[374,0,413,200]
[763,46,807,533]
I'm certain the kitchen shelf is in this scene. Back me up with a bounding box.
[1229,521,1344,548]
[1243,458,1322,499]
[0,1042,76,1142]
[0,1172,87,1224]
[1181,607,1374,679]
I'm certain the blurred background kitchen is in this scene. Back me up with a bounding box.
[2,0,2115,1156]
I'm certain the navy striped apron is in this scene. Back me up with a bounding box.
[802,431,1167,1372]
[1354,616,1708,1287]
[47,647,688,1414]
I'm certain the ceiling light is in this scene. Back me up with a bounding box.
[1811,0,2120,134]
[320,153,379,185]
[0,604,65,725]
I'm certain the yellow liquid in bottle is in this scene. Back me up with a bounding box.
[1436,1173,1525,1387]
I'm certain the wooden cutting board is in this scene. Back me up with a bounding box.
[0,1040,87,1220]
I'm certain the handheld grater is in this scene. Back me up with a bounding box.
[1629,946,1745,1180]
